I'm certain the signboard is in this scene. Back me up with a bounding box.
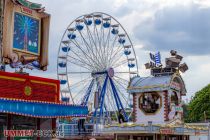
[175,106,183,113]
[171,81,181,91]
[160,128,174,134]
[13,12,40,55]
[0,71,60,103]
[2,0,50,70]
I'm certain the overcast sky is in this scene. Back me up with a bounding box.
[28,0,210,101]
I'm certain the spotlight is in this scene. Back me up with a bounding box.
[150,62,156,68]
[144,63,150,69]
[165,57,181,68]
[175,54,183,61]
[179,63,188,73]
[170,50,177,56]
[144,62,156,69]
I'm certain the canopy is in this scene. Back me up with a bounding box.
[0,98,88,118]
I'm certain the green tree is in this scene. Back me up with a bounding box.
[186,84,210,122]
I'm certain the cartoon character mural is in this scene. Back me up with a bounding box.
[139,92,162,114]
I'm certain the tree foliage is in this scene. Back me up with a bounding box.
[186,84,210,122]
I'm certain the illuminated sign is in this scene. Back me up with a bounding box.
[160,128,174,134]
[13,12,40,55]
[0,71,60,103]
[175,106,183,113]
[2,0,50,70]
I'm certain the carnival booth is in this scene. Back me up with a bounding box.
[102,51,209,140]
[0,71,88,140]
[0,0,88,139]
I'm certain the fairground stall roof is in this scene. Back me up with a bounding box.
[128,73,187,95]
[0,98,88,118]
[0,71,88,118]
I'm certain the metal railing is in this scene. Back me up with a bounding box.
[57,123,96,137]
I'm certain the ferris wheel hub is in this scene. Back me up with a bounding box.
[91,67,115,78]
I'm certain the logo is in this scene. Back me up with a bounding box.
[24,86,32,96]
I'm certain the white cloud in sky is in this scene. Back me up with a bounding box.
[26,0,210,100]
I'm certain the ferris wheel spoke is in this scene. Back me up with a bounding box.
[85,25,101,62]
[114,75,129,83]
[77,31,95,58]
[110,52,125,67]
[67,50,95,67]
[77,30,98,62]
[72,82,91,103]
[109,45,125,65]
[103,25,112,67]
[107,36,119,66]
[112,59,128,69]
[81,25,106,68]
[100,22,107,67]
[67,54,95,70]
[71,78,92,91]
[72,39,103,69]
[115,71,130,73]
[93,23,105,66]
[66,59,92,71]
[67,72,90,74]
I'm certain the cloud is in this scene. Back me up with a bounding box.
[134,3,210,55]
[14,0,210,99]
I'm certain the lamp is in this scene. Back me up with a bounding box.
[170,50,177,56]
[165,57,181,68]
[179,63,188,73]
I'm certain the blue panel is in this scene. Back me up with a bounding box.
[62,46,70,52]
[60,80,67,84]
[95,19,101,25]
[68,33,76,39]
[111,29,118,35]
[85,20,92,25]
[103,22,110,28]
[0,98,88,118]
[76,24,84,31]
[58,62,66,68]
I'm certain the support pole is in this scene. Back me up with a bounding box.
[37,118,40,140]
[81,79,94,106]
[0,0,4,64]
[109,77,128,121]
[7,114,11,140]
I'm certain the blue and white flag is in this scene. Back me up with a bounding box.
[155,52,161,66]
[149,52,162,67]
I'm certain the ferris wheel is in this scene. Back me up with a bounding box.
[57,12,138,122]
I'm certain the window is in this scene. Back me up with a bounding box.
[139,92,162,114]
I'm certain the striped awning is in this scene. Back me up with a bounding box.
[0,98,88,118]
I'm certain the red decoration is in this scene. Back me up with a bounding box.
[0,71,60,103]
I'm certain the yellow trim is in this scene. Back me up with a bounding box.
[128,84,167,90]
[31,80,57,92]
[0,75,25,81]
